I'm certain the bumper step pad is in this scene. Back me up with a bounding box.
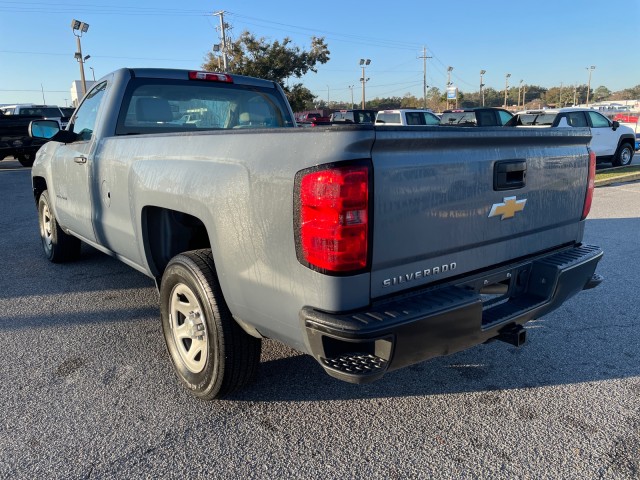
[321,353,388,377]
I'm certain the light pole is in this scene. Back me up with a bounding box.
[71,19,89,97]
[359,59,371,109]
[480,70,486,107]
[503,73,511,108]
[348,85,354,109]
[446,66,453,109]
[585,65,596,107]
[89,66,95,81]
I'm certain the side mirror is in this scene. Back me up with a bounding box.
[29,119,78,143]
[612,120,620,131]
[29,119,60,139]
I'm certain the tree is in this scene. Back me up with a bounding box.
[593,86,611,102]
[426,87,443,111]
[202,31,330,112]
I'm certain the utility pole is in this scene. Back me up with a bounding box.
[214,11,228,71]
[585,65,595,107]
[518,79,523,108]
[480,70,486,107]
[559,82,563,107]
[573,84,578,106]
[446,66,453,109]
[418,46,432,109]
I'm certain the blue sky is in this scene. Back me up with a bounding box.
[1,0,638,107]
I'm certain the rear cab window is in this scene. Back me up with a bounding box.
[115,78,294,135]
[376,112,401,124]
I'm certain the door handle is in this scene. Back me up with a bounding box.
[74,155,87,164]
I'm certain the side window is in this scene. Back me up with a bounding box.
[478,111,497,126]
[587,111,611,128]
[566,112,588,127]
[71,82,107,141]
[497,110,513,125]
[406,112,423,125]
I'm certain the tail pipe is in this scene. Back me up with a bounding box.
[496,324,526,347]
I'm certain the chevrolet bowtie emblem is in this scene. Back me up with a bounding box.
[488,196,527,220]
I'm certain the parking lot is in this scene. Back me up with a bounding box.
[0,164,638,479]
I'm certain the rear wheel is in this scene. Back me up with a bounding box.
[17,154,34,167]
[160,249,261,399]
[38,190,81,262]
[612,143,634,167]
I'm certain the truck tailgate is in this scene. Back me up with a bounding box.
[370,127,591,298]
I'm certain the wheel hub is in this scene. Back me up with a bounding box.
[186,311,205,340]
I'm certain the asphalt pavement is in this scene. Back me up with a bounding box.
[0,165,638,479]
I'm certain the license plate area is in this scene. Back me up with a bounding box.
[459,265,535,328]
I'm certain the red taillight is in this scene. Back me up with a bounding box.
[297,165,370,272]
[582,149,596,220]
[188,71,233,83]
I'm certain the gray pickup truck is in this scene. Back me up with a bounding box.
[29,68,603,400]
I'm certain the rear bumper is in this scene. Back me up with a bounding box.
[301,244,603,384]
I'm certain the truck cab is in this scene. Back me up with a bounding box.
[375,108,440,126]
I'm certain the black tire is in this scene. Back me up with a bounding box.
[17,154,34,168]
[612,143,634,167]
[37,190,81,263]
[160,249,261,399]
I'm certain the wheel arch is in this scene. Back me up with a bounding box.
[32,175,48,206]
[141,206,212,281]
[617,135,635,151]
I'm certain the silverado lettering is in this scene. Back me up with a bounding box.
[383,263,458,287]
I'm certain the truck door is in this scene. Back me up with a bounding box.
[50,82,107,243]
[586,111,618,157]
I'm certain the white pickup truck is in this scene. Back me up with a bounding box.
[509,107,636,166]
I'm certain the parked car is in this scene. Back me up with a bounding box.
[375,109,440,126]
[329,109,376,124]
[508,108,636,166]
[439,107,513,127]
[0,110,48,166]
[0,104,68,129]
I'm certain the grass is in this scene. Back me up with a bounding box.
[595,164,640,181]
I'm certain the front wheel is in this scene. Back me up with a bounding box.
[612,143,634,167]
[160,249,261,399]
[38,190,81,262]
